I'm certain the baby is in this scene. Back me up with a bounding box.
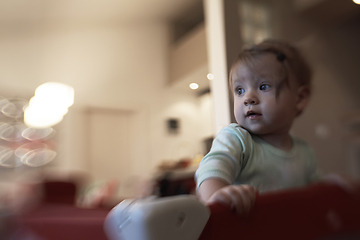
[195,39,318,215]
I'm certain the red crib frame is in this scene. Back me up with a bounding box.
[199,183,360,240]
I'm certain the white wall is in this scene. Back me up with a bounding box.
[1,22,174,100]
[0,21,214,191]
[203,0,231,134]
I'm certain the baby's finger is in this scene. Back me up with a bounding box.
[224,187,245,215]
[232,185,256,216]
[243,185,257,205]
[240,186,257,215]
[207,190,232,207]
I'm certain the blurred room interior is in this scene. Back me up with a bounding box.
[0,0,360,210]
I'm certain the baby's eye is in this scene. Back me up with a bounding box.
[259,84,270,91]
[236,87,245,95]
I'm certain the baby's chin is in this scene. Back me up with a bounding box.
[238,124,249,131]
[238,124,255,134]
[238,124,268,136]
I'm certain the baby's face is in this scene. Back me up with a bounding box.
[231,54,299,136]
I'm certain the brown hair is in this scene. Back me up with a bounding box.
[229,39,312,93]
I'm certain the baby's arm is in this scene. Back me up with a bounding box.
[197,178,257,216]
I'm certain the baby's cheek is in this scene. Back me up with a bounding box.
[233,105,243,123]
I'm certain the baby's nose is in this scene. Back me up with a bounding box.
[244,97,258,106]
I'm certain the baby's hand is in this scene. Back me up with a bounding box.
[207,184,257,216]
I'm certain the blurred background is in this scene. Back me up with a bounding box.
[0,0,360,214]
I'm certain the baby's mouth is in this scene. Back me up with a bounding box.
[246,111,262,119]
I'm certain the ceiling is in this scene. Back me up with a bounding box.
[0,0,201,24]
[0,0,208,98]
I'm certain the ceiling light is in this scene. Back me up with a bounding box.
[35,82,74,108]
[353,0,360,4]
[189,83,199,90]
[207,73,214,80]
[24,82,74,128]
[24,106,64,129]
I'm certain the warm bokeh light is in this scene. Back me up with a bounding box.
[28,97,69,117]
[0,123,26,142]
[15,142,57,167]
[35,82,74,108]
[189,83,199,90]
[24,106,64,129]
[353,0,360,5]
[0,147,20,168]
[0,96,58,168]
[207,73,214,80]
[1,98,28,120]
[21,127,55,141]
[24,82,74,128]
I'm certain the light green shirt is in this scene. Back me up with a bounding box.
[195,124,319,193]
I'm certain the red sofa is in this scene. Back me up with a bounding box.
[20,180,112,240]
[22,203,110,240]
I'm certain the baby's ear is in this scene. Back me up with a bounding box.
[296,86,311,115]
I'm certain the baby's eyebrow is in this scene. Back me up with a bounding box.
[232,79,244,86]
[255,73,277,81]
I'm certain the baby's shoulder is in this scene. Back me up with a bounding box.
[222,123,251,137]
[217,124,254,146]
